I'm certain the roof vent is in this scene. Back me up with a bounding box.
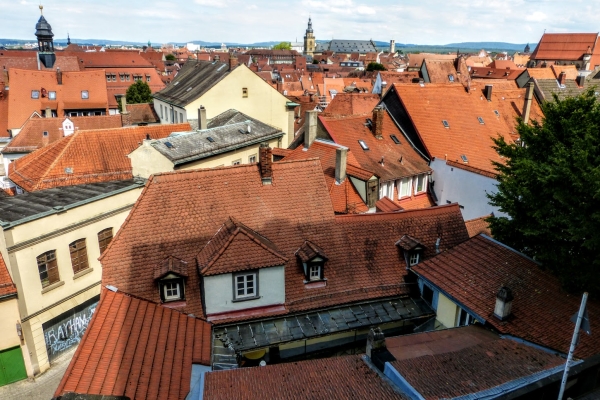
[207,137,215,143]
[493,110,500,117]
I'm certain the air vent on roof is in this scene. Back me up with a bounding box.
[358,140,369,150]
[207,137,215,143]
[477,117,484,124]
[65,167,73,174]
[390,135,401,144]
[186,87,193,91]
[442,120,450,128]
[165,141,173,148]
[493,110,500,117]
[460,155,468,163]
[173,81,179,85]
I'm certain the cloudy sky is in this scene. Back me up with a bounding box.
[0,0,595,45]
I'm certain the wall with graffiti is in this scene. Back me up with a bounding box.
[42,295,99,363]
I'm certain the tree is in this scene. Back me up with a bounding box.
[165,53,176,61]
[366,62,386,71]
[272,42,292,50]
[487,89,600,297]
[126,80,152,104]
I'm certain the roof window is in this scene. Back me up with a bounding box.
[207,137,215,143]
[49,91,56,100]
[477,117,484,124]
[165,141,173,148]
[31,90,40,99]
[81,90,89,99]
[448,74,454,82]
[358,140,369,150]
[442,120,450,128]
[460,154,468,163]
[493,110,500,117]
[43,131,49,137]
[390,135,401,144]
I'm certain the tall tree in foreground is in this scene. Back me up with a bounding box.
[126,80,152,104]
[488,89,600,297]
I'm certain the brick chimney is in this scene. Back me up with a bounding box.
[304,110,318,149]
[372,106,383,139]
[198,106,207,130]
[259,143,272,185]
[366,327,386,359]
[56,67,62,85]
[229,53,238,71]
[522,81,534,125]
[335,146,348,184]
[558,71,567,86]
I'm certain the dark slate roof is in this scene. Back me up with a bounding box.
[0,180,142,227]
[35,15,54,38]
[328,39,378,54]
[149,110,284,165]
[152,60,235,107]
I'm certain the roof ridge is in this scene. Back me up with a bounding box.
[336,203,461,220]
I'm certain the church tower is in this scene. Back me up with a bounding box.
[35,5,56,68]
[303,17,315,57]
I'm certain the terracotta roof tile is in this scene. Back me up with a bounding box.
[412,235,600,358]
[376,196,403,213]
[54,289,211,400]
[3,115,122,154]
[0,251,16,298]
[204,355,406,400]
[9,123,190,191]
[464,214,492,237]
[322,93,380,116]
[124,103,160,124]
[531,33,599,61]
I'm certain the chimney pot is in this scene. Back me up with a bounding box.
[259,143,273,185]
[56,67,62,85]
[198,106,207,130]
[304,110,318,149]
[229,54,238,71]
[372,106,384,139]
[335,146,348,184]
[558,71,567,86]
[45,107,52,118]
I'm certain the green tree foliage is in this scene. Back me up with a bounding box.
[366,62,386,71]
[126,80,152,104]
[272,42,292,50]
[487,89,600,296]
[165,53,176,61]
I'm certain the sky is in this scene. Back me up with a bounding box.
[0,0,597,45]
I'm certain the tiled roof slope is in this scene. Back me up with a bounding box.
[464,214,492,237]
[204,355,406,400]
[390,83,542,174]
[124,103,160,124]
[3,115,122,154]
[322,93,380,116]
[412,235,600,358]
[65,51,155,69]
[0,51,81,72]
[100,157,468,319]
[54,289,211,400]
[282,140,370,214]
[9,123,190,191]
[531,33,599,62]
[104,67,165,108]
[320,111,431,182]
[391,335,564,399]
[0,251,17,298]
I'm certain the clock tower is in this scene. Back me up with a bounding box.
[303,17,315,57]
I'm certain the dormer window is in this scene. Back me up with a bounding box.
[154,256,188,303]
[409,253,420,266]
[296,240,328,283]
[396,235,425,269]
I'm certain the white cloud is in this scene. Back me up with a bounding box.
[356,5,376,15]
[526,11,547,22]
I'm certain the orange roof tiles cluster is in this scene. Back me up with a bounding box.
[464,214,492,237]
[0,251,17,298]
[531,33,600,63]
[203,355,406,400]
[322,93,380,116]
[54,289,211,400]
[100,157,469,320]
[3,115,122,154]
[412,235,600,358]
[123,103,160,125]
[9,123,190,191]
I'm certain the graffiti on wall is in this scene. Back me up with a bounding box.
[42,297,98,362]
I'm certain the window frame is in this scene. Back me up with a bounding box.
[37,250,60,288]
[48,91,56,100]
[163,280,181,301]
[81,90,89,100]
[242,88,248,98]
[97,228,113,255]
[232,159,242,166]
[398,177,411,199]
[409,252,420,266]
[159,277,185,302]
[69,238,90,274]
[248,154,257,163]
[31,90,40,99]
[414,174,427,194]
[232,271,259,301]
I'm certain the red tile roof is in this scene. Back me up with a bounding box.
[54,289,211,400]
[124,103,160,125]
[531,33,599,62]
[0,50,81,72]
[283,140,370,214]
[103,68,165,108]
[9,123,190,191]
[322,93,380,116]
[390,329,564,399]
[320,111,431,182]
[66,51,155,69]
[0,251,17,298]
[203,355,406,400]
[412,235,600,358]
[376,196,402,213]
[100,156,468,320]
[3,115,122,154]
[464,214,492,237]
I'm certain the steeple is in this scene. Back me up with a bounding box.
[303,16,315,57]
[35,5,56,68]
[67,33,71,45]
[307,17,313,34]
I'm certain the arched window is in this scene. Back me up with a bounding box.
[98,228,113,255]
[69,239,89,274]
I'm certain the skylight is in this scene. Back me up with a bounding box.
[358,140,369,150]
[165,142,173,148]
[442,120,450,128]
[493,110,500,117]
[477,117,484,124]
[390,135,401,144]
[448,75,454,82]
[460,154,468,163]
[207,137,215,143]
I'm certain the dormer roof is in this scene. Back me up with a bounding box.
[153,256,188,280]
[295,240,328,263]
[395,235,425,251]
[197,217,288,276]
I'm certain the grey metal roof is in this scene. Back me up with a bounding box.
[35,15,54,38]
[149,110,284,166]
[327,39,378,54]
[152,60,235,107]
[0,180,143,228]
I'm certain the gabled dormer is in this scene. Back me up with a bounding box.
[295,240,328,283]
[396,235,426,268]
[153,256,188,303]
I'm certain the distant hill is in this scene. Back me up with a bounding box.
[444,42,529,52]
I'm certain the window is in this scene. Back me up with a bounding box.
[160,104,163,119]
[442,120,449,128]
[422,284,434,305]
[398,177,411,198]
[98,228,113,255]
[457,308,472,326]
[146,75,151,82]
[126,74,130,81]
[37,250,60,288]
[31,90,40,99]
[448,74,454,82]
[179,112,183,122]
[48,91,56,100]
[106,75,111,82]
[163,281,181,301]
[234,272,257,300]
[69,239,89,274]
[358,140,369,150]
[309,264,321,281]
[232,159,241,165]
[43,131,49,137]
[460,154,468,163]
[120,74,125,81]
[390,135,401,144]
[493,110,500,117]
[409,252,420,266]
[414,174,427,194]
[477,117,484,124]
[249,154,257,163]
[81,91,89,99]
[242,88,248,98]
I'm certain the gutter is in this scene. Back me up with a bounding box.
[0,180,145,230]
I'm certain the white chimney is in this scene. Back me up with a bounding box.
[494,287,514,321]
